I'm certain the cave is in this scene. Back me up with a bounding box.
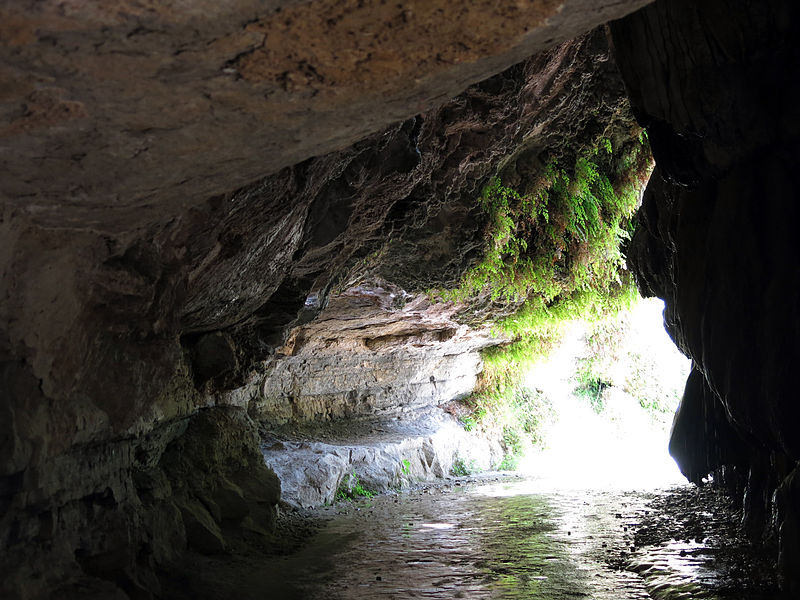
[2,0,799,598]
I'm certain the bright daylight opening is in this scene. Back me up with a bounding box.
[516,297,690,490]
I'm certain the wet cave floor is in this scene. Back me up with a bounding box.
[169,477,779,600]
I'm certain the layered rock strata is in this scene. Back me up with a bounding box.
[246,284,502,507]
[251,285,494,425]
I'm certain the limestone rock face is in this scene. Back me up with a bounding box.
[0,406,280,599]
[2,26,634,474]
[262,408,503,508]
[251,285,496,425]
[7,0,800,592]
[611,0,800,585]
[247,285,505,509]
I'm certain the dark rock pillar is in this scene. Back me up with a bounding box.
[610,0,800,586]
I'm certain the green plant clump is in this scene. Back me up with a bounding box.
[574,372,610,413]
[335,473,375,501]
[451,457,479,477]
[460,415,477,432]
[442,134,649,306]
[497,453,520,471]
[573,307,686,419]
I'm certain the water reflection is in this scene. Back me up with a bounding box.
[279,480,658,599]
[248,478,773,600]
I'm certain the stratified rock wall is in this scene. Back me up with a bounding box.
[245,285,504,509]
[611,0,800,585]
[250,286,494,426]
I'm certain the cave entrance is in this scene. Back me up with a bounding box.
[512,297,691,490]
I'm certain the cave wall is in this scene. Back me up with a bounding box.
[610,0,800,585]
[1,2,651,595]
[11,0,800,593]
[251,286,492,426]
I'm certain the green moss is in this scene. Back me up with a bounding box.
[336,473,375,500]
[440,134,649,308]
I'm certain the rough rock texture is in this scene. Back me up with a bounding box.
[611,0,800,587]
[250,284,496,425]
[11,0,800,592]
[0,406,280,599]
[247,284,503,508]
[0,0,652,227]
[1,7,646,596]
[2,26,635,473]
[262,409,502,508]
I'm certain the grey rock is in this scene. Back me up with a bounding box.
[263,409,502,508]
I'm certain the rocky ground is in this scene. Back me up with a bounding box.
[259,407,505,508]
[625,485,780,599]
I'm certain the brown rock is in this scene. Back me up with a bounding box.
[0,1,656,595]
[0,0,652,224]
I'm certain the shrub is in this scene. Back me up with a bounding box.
[451,457,479,476]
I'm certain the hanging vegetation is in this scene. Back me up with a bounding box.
[448,130,654,465]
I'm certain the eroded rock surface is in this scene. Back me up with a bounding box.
[0,0,652,224]
[246,285,504,508]
[251,285,495,425]
[1,406,280,599]
[611,0,800,587]
[12,0,800,594]
[262,409,502,508]
[1,8,646,596]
